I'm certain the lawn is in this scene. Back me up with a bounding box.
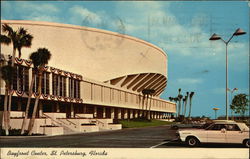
[118,118,174,128]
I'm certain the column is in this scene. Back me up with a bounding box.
[93,106,97,118]
[66,77,69,97]
[49,72,53,95]
[124,109,128,119]
[139,110,143,117]
[129,109,134,119]
[70,103,74,118]
[153,112,156,119]
[159,113,163,119]
[56,103,60,113]
[111,108,115,119]
[118,108,122,119]
[103,107,106,118]
[39,102,43,118]
[156,112,160,119]
[135,110,138,118]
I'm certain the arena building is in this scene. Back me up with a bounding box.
[0,20,176,135]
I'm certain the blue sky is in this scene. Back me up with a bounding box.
[1,1,249,118]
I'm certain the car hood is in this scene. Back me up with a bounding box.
[178,128,205,132]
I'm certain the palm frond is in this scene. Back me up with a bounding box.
[0,35,11,45]
[17,27,27,35]
[20,34,33,47]
[29,48,52,68]
[2,24,14,36]
[0,65,14,84]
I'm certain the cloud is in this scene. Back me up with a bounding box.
[69,6,102,25]
[177,78,203,84]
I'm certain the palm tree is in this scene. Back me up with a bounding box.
[2,24,33,64]
[177,88,182,118]
[2,24,33,133]
[27,48,51,135]
[188,92,195,119]
[1,33,12,135]
[0,64,13,135]
[142,89,149,118]
[182,97,186,115]
[145,89,155,120]
[183,92,189,117]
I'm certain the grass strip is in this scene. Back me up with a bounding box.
[118,118,173,128]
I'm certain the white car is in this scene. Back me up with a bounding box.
[176,120,250,147]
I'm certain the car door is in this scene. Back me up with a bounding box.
[225,124,242,144]
[206,124,227,143]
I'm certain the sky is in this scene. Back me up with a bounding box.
[1,1,249,118]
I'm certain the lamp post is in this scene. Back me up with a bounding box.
[213,108,220,119]
[209,28,246,120]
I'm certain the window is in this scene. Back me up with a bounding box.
[13,64,29,92]
[207,124,226,130]
[52,73,66,96]
[68,78,80,98]
[226,124,240,131]
[41,72,50,94]
[33,69,50,94]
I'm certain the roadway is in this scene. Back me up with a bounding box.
[0,125,176,148]
[0,125,247,148]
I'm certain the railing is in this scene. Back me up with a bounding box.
[43,113,76,131]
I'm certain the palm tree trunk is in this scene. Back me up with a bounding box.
[188,98,192,119]
[11,47,16,67]
[21,73,35,134]
[178,100,181,117]
[148,95,152,120]
[141,95,145,117]
[3,85,9,135]
[6,47,16,134]
[184,100,187,117]
[7,89,12,132]
[28,70,42,135]
[144,95,148,118]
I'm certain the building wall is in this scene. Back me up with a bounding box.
[0,20,175,115]
[0,20,167,82]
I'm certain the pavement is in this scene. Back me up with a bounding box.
[0,125,248,148]
[0,125,176,148]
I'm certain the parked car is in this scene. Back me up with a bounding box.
[176,120,250,147]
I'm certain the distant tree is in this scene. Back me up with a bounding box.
[188,92,195,119]
[183,92,189,117]
[142,89,155,119]
[230,94,249,117]
[177,88,183,118]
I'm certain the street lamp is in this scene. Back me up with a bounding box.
[209,28,246,120]
[213,108,220,119]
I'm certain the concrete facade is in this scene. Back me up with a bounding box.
[0,20,176,135]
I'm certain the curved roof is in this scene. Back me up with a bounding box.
[1,20,168,95]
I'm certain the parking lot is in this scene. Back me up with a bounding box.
[0,125,248,148]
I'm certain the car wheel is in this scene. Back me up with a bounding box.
[186,137,199,147]
[243,139,250,148]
